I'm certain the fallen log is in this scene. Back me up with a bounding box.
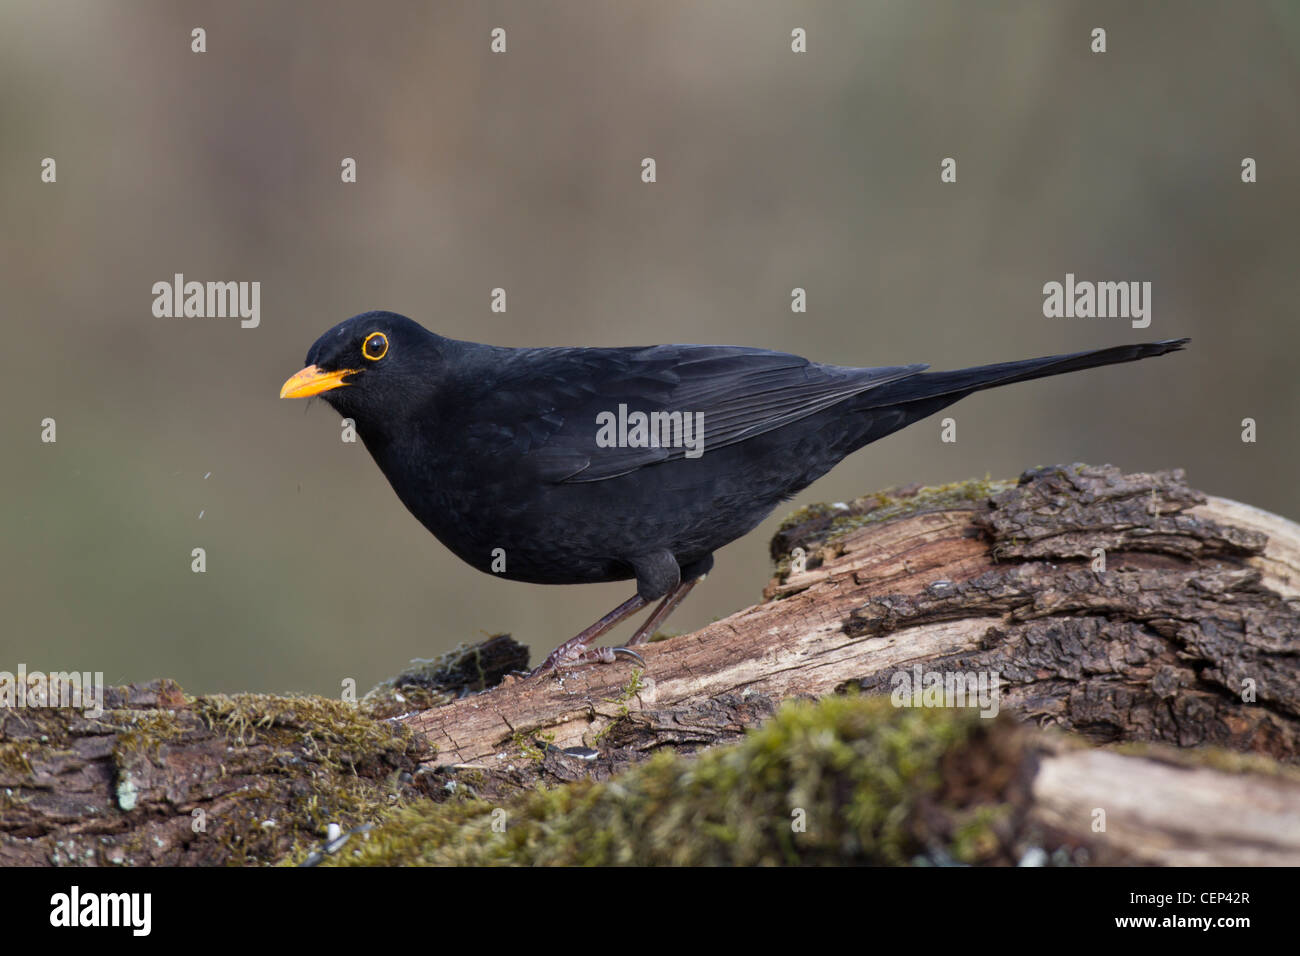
[2,463,1297,865]
[407,463,1300,779]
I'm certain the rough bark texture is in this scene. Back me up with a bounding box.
[410,464,1300,779]
[0,683,431,866]
[2,464,1298,866]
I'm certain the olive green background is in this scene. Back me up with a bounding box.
[2,1,1297,695]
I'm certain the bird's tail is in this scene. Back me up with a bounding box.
[862,338,1190,408]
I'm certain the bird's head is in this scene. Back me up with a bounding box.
[279,311,439,421]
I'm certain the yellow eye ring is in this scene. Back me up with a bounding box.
[363,332,388,361]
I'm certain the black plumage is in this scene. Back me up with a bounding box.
[282,310,1188,671]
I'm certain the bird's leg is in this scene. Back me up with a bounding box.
[533,558,712,675]
[531,594,648,675]
[537,573,704,674]
[625,575,701,646]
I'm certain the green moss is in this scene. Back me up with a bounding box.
[319,694,999,866]
[3,687,427,866]
[611,669,644,707]
[510,730,551,763]
[195,693,416,767]
[112,709,186,759]
[186,693,427,865]
[0,742,35,776]
[947,804,1010,864]
[837,478,1005,538]
[772,476,1013,578]
[591,672,645,745]
[1109,740,1300,781]
[773,500,842,530]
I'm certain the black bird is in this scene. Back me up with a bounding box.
[281,311,1187,673]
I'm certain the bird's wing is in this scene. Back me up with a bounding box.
[454,344,927,483]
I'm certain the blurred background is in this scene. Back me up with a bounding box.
[2,1,1297,696]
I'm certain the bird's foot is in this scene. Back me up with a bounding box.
[530,644,643,677]
[527,593,649,677]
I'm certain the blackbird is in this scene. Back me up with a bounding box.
[281,311,1188,672]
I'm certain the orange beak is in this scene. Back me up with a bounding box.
[279,365,358,399]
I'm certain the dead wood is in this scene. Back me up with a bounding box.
[3,463,1298,866]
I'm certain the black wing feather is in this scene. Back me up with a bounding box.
[454,344,926,483]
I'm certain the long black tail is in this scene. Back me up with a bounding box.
[864,338,1189,408]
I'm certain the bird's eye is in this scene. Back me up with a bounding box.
[363,332,388,361]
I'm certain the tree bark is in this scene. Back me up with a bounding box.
[2,463,1298,866]
[410,463,1300,773]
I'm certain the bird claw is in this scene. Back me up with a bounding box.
[531,644,644,677]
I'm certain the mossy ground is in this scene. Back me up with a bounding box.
[311,693,1014,866]
[187,694,427,864]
